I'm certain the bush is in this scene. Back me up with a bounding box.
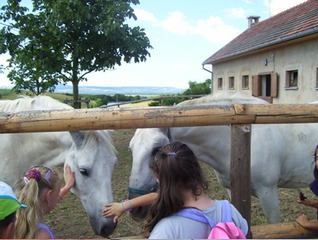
[148,101,160,106]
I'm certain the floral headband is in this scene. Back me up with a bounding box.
[26,168,41,181]
[23,166,53,185]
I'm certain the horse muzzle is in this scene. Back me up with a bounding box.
[91,217,117,237]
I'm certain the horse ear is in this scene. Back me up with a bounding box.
[107,129,114,135]
[159,128,172,141]
[70,131,85,148]
[159,128,168,134]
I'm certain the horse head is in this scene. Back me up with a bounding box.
[66,130,117,237]
[128,128,170,219]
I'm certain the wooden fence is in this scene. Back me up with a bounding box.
[1,103,318,238]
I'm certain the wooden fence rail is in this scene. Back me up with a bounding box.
[1,103,318,133]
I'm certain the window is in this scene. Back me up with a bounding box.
[218,78,223,90]
[286,70,298,88]
[229,77,234,90]
[242,75,249,89]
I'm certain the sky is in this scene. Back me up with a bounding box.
[0,0,307,89]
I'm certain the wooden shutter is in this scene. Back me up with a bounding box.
[252,75,261,97]
[270,73,278,97]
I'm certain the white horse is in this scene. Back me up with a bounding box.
[128,93,318,224]
[0,96,117,237]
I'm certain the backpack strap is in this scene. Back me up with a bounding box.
[174,208,216,228]
[174,200,232,226]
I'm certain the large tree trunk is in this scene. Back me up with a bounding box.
[72,80,80,109]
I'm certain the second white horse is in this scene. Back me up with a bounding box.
[128,93,318,224]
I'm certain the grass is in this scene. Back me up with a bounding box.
[0,89,21,100]
[0,89,71,101]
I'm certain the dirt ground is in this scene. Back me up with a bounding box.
[46,129,317,239]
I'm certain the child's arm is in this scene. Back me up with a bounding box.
[127,192,158,207]
[296,214,318,231]
[103,193,157,223]
[297,198,318,208]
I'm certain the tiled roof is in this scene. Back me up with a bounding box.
[203,0,318,65]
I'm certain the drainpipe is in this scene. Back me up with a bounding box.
[202,64,213,95]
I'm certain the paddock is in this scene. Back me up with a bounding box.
[1,101,318,238]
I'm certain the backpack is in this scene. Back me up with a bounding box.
[174,200,246,239]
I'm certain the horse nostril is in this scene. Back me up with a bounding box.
[99,223,117,238]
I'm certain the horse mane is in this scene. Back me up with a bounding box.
[178,92,269,106]
[0,95,73,112]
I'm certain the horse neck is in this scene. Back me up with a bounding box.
[170,126,231,172]
[32,132,72,165]
[0,132,72,185]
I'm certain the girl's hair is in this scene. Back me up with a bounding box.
[314,145,318,179]
[13,166,59,239]
[314,162,318,180]
[144,141,208,233]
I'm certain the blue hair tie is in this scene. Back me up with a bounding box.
[167,152,177,158]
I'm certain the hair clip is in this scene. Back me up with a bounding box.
[167,152,177,158]
[23,176,29,184]
[44,169,52,182]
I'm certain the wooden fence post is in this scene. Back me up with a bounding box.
[231,124,251,236]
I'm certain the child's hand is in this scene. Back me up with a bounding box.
[64,164,75,189]
[297,198,306,204]
[103,203,124,223]
[58,164,75,200]
[297,198,313,207]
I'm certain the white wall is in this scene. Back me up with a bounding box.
[212,38,318,103]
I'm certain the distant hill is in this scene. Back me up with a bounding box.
[55,85,185,95]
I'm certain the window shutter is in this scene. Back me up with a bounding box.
[252,75,261,96]
[271,73,278,97]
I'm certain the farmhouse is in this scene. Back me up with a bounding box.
[202,0,318,104]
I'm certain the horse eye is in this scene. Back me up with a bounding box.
[79,168,89,176]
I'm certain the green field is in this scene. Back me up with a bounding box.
[0,88,153,108]
[0,89,72,101]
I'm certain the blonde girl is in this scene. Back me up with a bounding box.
[14,165,74,239]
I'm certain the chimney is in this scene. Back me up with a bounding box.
[247,16,260,28]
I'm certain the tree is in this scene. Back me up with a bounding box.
[151,79,212,106]
[7,57,60,95]
[183,79,211,95]
[0,0,152,107]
